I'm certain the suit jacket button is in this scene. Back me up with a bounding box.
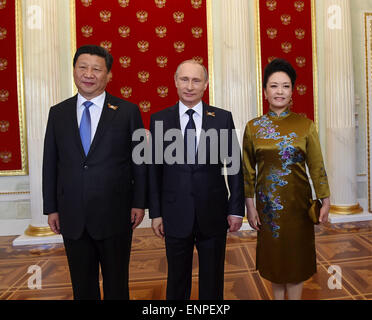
[84,165,88,170]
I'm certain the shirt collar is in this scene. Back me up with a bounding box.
[179,100,203,117]
[77,91,106,109]
[268,108,290,118]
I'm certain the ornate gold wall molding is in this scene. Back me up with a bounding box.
[70,0,77,96]
[206,0,214,105]
[365,12,372,213]
[0,0,28,176]
[0,191,29,195]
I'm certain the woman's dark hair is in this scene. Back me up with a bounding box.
[73,45,113,72]
[263,58,297,89]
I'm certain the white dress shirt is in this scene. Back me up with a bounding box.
[77,92,106,143]
[179,100,203,146]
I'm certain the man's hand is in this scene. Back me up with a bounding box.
[227,215,243,232]
[131,208,145,230]
[48,212,60,234]
[151,217,164,239]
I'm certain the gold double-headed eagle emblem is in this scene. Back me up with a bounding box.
[173,12,184,24]
[118,26,131,38]
[155,0,166,8]
[138,71,150,83]
[157,86,168,98]
[0,89,9,102]
[121,87,132,99]
[137,11,148,23]
[100,41,112,52]
[137,41,149,53]
[0,0,7,9]
[139,101,151,113]
[0,120,9,133]
[119,56,131,68]
[156,56,168,68]
[155,26,167,38]
[100,10,111,23]
[0,58,8,71]
[0,151,12,163]
[80,0,92,7]
[118,0,129,8]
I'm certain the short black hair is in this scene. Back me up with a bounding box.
[73,45,113,72]
[263,58,297,89]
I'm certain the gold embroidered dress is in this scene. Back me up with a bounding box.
[243,110,330,284]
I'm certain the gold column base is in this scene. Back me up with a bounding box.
[330,203,364,215]
[24,225,56,237]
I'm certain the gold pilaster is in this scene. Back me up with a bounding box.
[0,0,28,176]
[206,0,215,106]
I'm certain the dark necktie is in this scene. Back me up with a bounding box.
[80,101,93,155]
[184,109,197,163]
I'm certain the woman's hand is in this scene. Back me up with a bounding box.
[245,198,261,231]
[319,197,330,224]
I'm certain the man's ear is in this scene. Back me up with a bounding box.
[107,71,113,82]
[203,80,209,91]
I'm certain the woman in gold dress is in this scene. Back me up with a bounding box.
[243,59,330,300]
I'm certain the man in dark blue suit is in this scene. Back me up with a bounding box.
[43,45,146,300]
[149,60,245,300]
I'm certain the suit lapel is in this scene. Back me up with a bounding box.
[194,102,214,167]
[201,102,214,133]
[168,103,181,131]
[66,95,86,159]
[87,92,118,158]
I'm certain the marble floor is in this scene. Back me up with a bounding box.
[0,221,371,300]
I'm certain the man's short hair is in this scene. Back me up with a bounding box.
[175,60,209,82]
[73,45,114,72]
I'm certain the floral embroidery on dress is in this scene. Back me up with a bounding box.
[254,115,280,140]
[277,133,304,170]
[254,114,304,238]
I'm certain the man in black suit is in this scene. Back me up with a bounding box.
[149,60,245,300]
[42,45,146,300]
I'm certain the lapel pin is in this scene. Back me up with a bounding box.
[206,111,215,117]
[108,103,118,110]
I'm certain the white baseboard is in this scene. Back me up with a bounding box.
[12,234,63,246]
[328,212,372,223]
[240,222,254,231]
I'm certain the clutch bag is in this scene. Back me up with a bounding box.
[308,199,322,225]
